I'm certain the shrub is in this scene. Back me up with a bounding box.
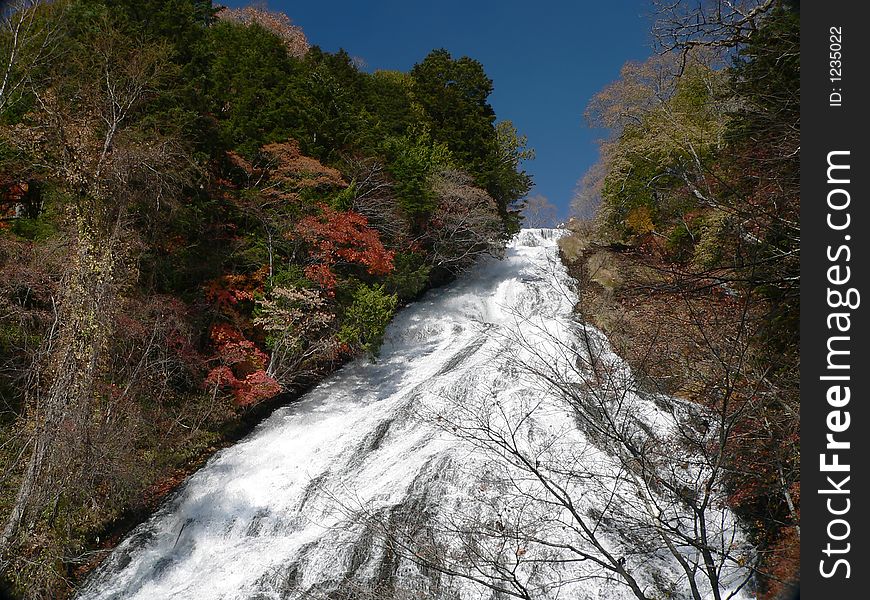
[338,283,398,358]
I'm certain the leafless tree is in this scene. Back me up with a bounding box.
[652,0,776,58]
[521,194,558,228]
[427,169,505,274]
[570,159,608,222]
[356,256,757,600]
[338,154,410,245]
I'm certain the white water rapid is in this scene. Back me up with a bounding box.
[78,229,753,600]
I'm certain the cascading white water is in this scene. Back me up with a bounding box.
[78,229,753,600]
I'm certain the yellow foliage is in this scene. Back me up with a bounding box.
[624,205,655,235]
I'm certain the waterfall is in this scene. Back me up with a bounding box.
[78,229,753,600]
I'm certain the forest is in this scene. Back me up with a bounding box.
[0,1,532,595]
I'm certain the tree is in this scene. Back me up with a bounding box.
[574,6,800,592]
[335,154,409,244]
[570,157,607,222]
[382,132,451,220]
[410,52,533,228]
[219,138,346,282]
[653,0,777,57]
[723,3,799,348]
[203,18,300,156]
[0,10,190,559]
[337,283,398,358]
[521,194,557,228]
[294,205,395,292]
[254,286,338,386]
[484,120,534,229]
[216,5,309,59]
[204,323,280,407]
[586,52,731,242]
[0,0,60,115]
[100,0,217,64]
[426,169,504,274]
[410,49,496,178]
[288,47,371,161]
[361,70,417,143]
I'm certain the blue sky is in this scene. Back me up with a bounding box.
[222,1,654,219]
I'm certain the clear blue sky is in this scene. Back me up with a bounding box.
[223,1,654,219]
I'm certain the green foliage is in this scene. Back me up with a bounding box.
[329,182,357,211]
[382,132,452,218]
[362,70,417,141]
[691,209,731,270]
[100,0,217,61]
[9,217,54,241]
[0,3,535,594]
[596,61,725,239]
[727,4,799,145]
[289,48,369,160]
[338,283,397,358]
[409,50,532,225]
[664,222,695,263]
[202,19,299,156]
[386,252,431,301]
[4,184,61,241]
[483,121,534,230]
[269,264,315,291]
[411,49,496,174]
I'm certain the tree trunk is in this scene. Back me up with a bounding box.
[1,203,121,550]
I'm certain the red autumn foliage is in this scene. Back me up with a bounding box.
[205,323,280,407]
[204,269,267,312]
[0,178,28,226]
[759,514,800,600]
[295,205,395,290]
[1,178,27,204]
[302,263,336,290]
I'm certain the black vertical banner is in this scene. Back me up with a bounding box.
[801,1,870,598]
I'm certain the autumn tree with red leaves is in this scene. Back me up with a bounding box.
[295,205,395,291]
[204,323,281,408]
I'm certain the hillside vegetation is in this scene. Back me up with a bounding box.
[0,1,533,596]
[563,2,799,597]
